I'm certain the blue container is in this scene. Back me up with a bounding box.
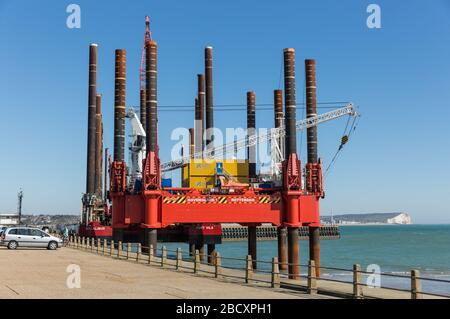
[162,178,172,188]
[134,178,142,192]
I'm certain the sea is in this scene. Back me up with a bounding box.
[163,225,450,295]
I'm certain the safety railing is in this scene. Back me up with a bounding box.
[67,236,450,299]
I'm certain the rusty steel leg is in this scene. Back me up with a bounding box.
[309,226,321,277]
[248,226,257,269]
[288,227,300,279]
[145,229,157,256]
[207,244,216,265]
[113,228,123,243]
[277,227,288,271]
[86,44,97,196]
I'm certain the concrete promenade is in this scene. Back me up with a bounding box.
[0,246,328,299]
[0,245,444,299]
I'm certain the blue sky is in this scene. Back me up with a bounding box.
[0,0,449,223]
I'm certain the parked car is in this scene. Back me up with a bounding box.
[0,227,63,250]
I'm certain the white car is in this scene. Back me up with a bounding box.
[1,227,63,250]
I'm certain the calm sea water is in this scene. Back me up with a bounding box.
[163,225,450,295]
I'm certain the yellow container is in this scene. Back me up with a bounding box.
[189,176,216,189]
[188,159,249,177]
[189,160,216,176]
[223,160,249,176]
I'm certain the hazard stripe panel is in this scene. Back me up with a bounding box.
[162,196,281,204]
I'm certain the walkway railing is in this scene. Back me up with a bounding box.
[68,236,450,299]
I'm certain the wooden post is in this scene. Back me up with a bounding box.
[271,257,280,288]
[126,243,131,260]
[148,244,153,264]
[110,240,114,256]
[194,249,200,274]
[411,270,423,299]
[118,241,122,259]
[103,239,107,255]
[136,243,141,262]
[97,238,100,254]
[245,255,253,284]
[161,246,167,267]
[353,264,363,299]
[307,260,317,294]
[176,248,182,270]
[215,252,221,278]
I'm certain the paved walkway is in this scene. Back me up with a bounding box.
[0,246,327,299]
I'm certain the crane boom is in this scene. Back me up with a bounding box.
[126,108,146,190]
[161,103,358,172]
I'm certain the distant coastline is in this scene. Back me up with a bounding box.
[321,212,412,225]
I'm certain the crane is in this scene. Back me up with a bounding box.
[161,103,359,173]
[126,108,146,191]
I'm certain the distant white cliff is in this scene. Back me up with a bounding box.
[387,213,412,225]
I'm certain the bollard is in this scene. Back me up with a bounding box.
[271,257,280,288]
[411,270,423,299]
[215,252,222,278]
[76,236,79,249]
[353,264,363,299]
[97,238,100,254]
[118,241,122,259]
[136,243,141,262]
[194,249,200,274]
[82,237,86,250]
[245,255,253,284]
[110,240,114,256]
[161,246,167,267]
[103,239,107,255]
[126,243,131,260]
[148,244,153,264]
[307,260,318,294]
[90,238,94,253]
[176,248,182,270]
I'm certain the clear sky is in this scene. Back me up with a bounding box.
[1,0,449,223]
